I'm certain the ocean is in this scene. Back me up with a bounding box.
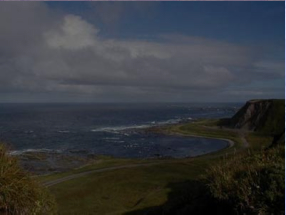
[0,103,242,158]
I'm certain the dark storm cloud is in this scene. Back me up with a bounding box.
[0,2,284,102]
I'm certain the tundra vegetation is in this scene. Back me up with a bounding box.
[0,99,284,214]
[0,145,57,214]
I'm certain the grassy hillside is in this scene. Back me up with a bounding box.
[35,99,285,214]
[0,144,57,214]
[41,120,284,214]
[127,145,285,215]
[207,144,284,215]
[39,119,258,214]
[256,99,285,136]
[39,119,243,215]
[49,159,210,214]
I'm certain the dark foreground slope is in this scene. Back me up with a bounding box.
[126,145,284,215]
[204,100,284,214]
[128,99,285,215]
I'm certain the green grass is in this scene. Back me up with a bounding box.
[245,132,273,150]
[0,144,56,214]
[49,159,209,215]
[40,119,281,215]
[207,144,285,214]
[37,156,159,183]
[256,99,285,136]
[39,120,241,214]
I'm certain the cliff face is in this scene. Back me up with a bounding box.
[230,100,272,131]
[229,99,285,135]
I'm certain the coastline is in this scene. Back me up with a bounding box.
[39,121,240,188]
[16,120,238,176]
[147,125,235,149]
[143,121,236,150]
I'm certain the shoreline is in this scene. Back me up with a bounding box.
[14,121,237,176]
[40,123,238,186]
[146,126,235,160]
[158,129,235,148]
[12,121,234,157]
[143,121,235,148]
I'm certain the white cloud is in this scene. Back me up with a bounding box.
[45,15,99,50]
[38,14,248,91]
[0,3,283,102]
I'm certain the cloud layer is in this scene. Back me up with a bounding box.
[0,2,284,102]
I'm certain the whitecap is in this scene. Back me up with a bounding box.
[90,117,189,133]
[9,148,62,156]
[90,124,151,132]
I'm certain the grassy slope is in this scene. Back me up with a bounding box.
[0,145,56,214]
[37,156,157,183]
[257,99,285,136]
[50,160,208,214]
[40,119,274,215]
[207,144,284,215]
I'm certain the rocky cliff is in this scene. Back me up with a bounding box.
[228,99,284,135]
[230,99,272,130]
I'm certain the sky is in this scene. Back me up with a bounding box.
[0,2,284,103]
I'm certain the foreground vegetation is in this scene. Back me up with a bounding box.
[207,144,284,215]
[0,145,57,214]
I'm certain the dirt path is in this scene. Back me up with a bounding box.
[43,162,172,187]
[239,132,249,148]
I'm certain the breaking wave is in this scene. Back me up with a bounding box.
[90,117,190,133]
[9,148,62,156]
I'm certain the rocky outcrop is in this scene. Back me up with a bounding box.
[229,99,273,131]
[227,99,284,135]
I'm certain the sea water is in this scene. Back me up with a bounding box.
[0,103,241,158]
